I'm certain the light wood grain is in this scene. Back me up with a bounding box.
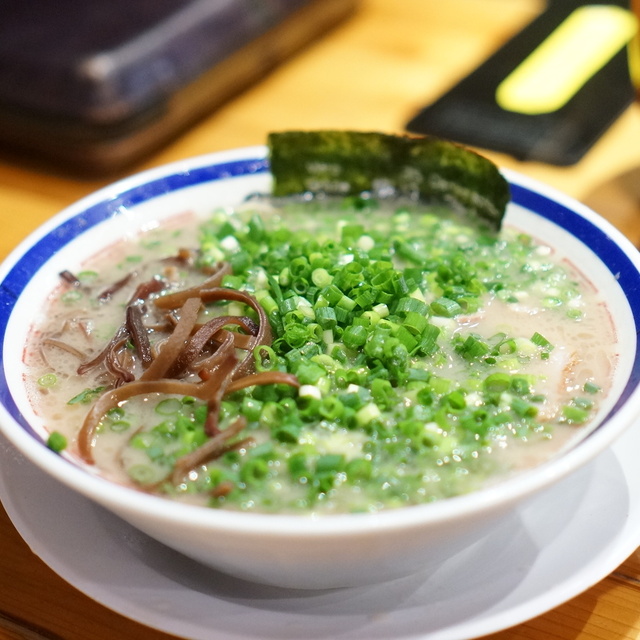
[1,1,640,638]
[0,500,179,640]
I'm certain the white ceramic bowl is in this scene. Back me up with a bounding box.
[2,147,640,590]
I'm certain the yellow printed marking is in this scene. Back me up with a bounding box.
[496,5,637,115]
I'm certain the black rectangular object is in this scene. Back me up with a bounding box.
[406,0,635,166]
[0,0,358,175]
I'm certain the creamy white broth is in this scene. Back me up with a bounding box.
[23,198,618,514]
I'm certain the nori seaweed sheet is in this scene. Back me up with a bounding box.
[268,130,510,229]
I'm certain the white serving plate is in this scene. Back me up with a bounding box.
[1,419,639,639]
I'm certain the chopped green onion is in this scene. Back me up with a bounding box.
[396,296,430,317]
[315,306,337,329]
[155,398,182,415]
[531,332,554,350]
[342,324,368,350]
[67,387,105,405]
[240,458,270,484]
[46,431,67,453]
[356,402,381,426]
[61,290,83,304]
[403,311,429,335]
[584,381,601,395]
[128,464,162,485]
[109,420,131,433]
[456,334,490,361]
[316,453,345,474]
[311,268,333,287]
[37,373,57,388]
[430,297,462,317]
[484,373,511,393]
[254,345,278,372]
[562,405,589,424]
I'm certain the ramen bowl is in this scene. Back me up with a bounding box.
[1,146,640,590]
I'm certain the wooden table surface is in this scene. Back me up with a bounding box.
[2,1,640,638]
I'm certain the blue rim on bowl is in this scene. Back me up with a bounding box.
[1,148,640,533]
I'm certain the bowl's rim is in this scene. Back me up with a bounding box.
[2,146,640,537]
